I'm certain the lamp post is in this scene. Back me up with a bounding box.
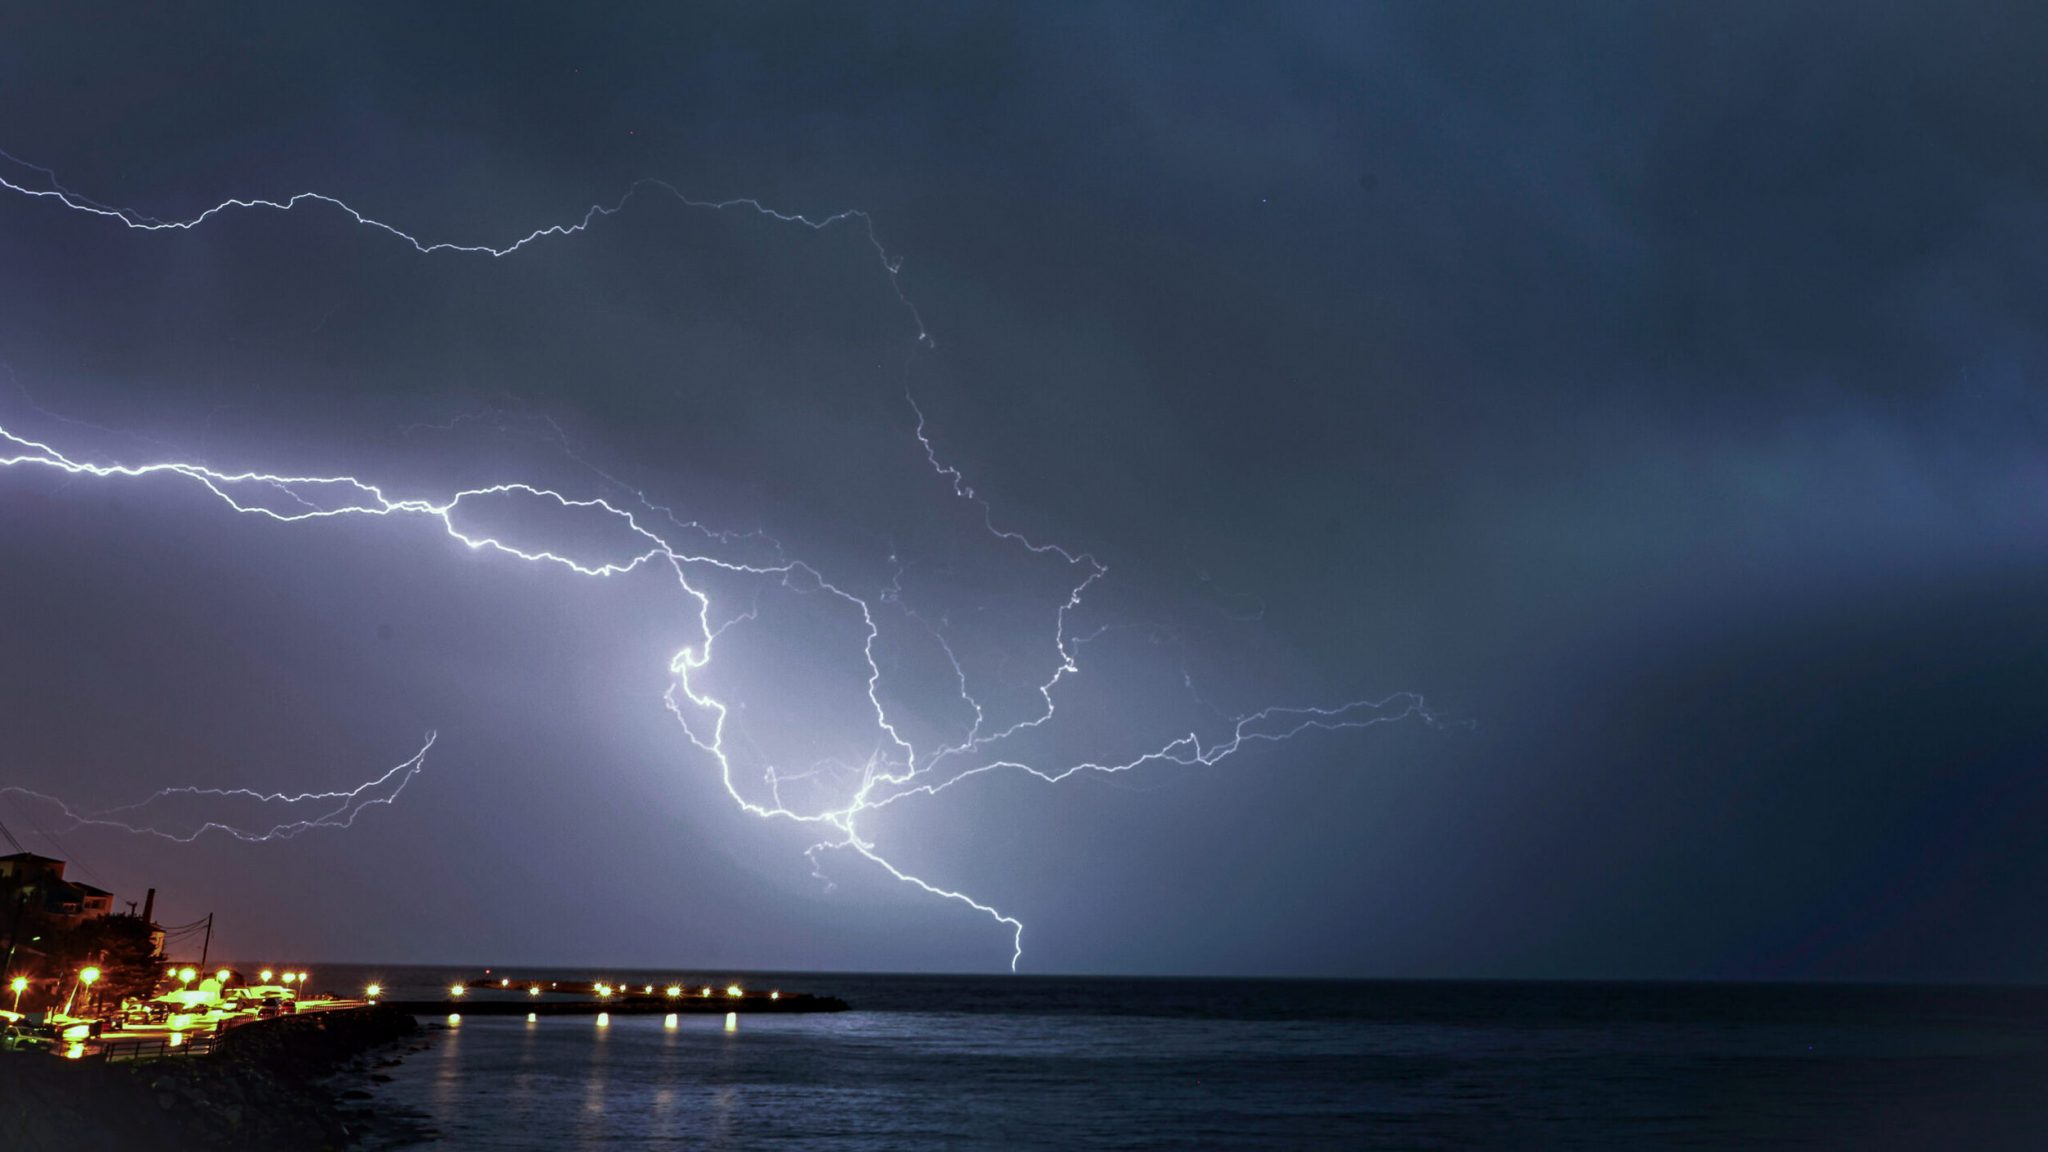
[63,965,100,1017]
[9,975,25,1013]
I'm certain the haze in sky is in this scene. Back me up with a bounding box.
[1,2,2045,980]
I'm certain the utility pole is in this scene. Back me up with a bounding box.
[198,912,213,970]
[2,890,27,978]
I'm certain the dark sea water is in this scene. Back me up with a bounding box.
[322,965,2048,1149]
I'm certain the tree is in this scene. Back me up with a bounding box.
[46,915,160,1010]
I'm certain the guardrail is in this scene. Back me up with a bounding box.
[90,1030,220,1061]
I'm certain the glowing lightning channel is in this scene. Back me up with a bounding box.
[0,152,1428,970]
[1,734,435,843]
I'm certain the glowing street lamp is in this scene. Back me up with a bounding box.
[664,985,682,998]
[449,984,466,999]
[178,968,196,985]
[214,969,230,985]
[9,976,26,1012]
[527,986,540,997]
[725,984,742,998]
[63,966,101,1017]
[365,983,382,1003]
[260,969,274,983]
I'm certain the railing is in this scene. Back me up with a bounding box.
[89,1030,219,1061]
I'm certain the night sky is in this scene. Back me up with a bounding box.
[2,3,2046,980]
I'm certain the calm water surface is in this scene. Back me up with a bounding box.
[328,967,2048,1149]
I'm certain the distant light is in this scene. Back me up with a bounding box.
[771,991,780,1001]
[79,967,101,986]
[9,977,25,994]
[260,970,274,982]
[724,1012,736,1032]
[298,972,310,985]
[642,985,653,994]
[214,969,229,984]
[447,1013,461,1025]
[596,1012,609,1027]
[526,1012,537,1023]
[281,973,295,985]
[178,968,196,984]
[500,979,510,987]
[725,984,742,998]
[701,987,711,998]
[165,966,177,977]
[365,983,383,1000]
[449,984,466,998]
[665,985,681,998]
[663,1013,677,1029]
[528,986,541,997]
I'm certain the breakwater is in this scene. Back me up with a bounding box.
[0,1004,419,1151]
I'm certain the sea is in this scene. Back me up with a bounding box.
[309,965,2048,1149]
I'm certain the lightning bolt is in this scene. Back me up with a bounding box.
[0,151,1427,969]
[0,734,435,843]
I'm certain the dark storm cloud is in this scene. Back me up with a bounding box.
[0,2,2044,977]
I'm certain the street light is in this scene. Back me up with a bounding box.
[9,976,25,1012]
[64,966,101,1017]
[448,984,466,999]
[178,967,195,984]
[214,969,229,985]
[365,983,382,1002]
[260,969,274,983]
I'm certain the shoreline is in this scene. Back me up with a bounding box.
[0,1005,423,1151]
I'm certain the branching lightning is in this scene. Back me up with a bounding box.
[0,151,1427,968]
[0,734,435,843]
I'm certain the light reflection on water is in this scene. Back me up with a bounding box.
[352,970,2048,1150]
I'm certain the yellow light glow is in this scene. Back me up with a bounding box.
[166,966,177,977]
[664,1013,678,1028]
[365,983,383,1000]
[449,984,466,998]
[771,991,780,1001]
[643,985,653,994]
[178,968,196,983]
[79,967,101,986]
[665,985,681,998]
[9,977,26,994]
[725,984,742,998]
[281,973,295,984]
[596,1012,610,1027]
[260,970,274,982]
[447,1013,461,1025]
[701,987,711,997]
[168,1031,183,1048]
[526,1012,537,1023]
[65,1043,84,1059]
[298,972,309,985]
[500,978,510,987]
[724,1011,736,1032]
[528,986,540,997]
[214,969,229,985]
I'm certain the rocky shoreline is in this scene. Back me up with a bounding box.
[0,1005,426,1151]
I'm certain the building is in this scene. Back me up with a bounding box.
[0,852,115,926]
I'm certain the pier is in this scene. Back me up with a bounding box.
[376,976,847,1015]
